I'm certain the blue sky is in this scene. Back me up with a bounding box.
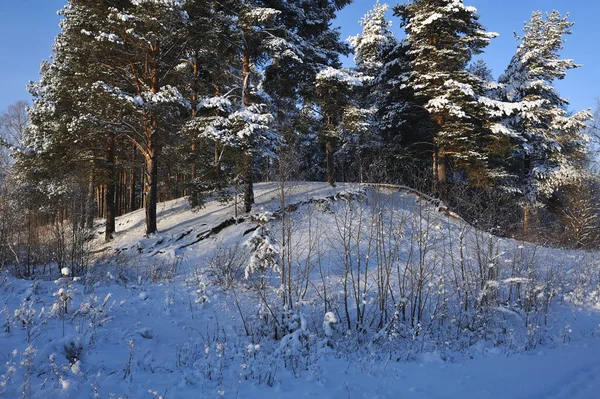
[0,0,65,111]
[337,0,599,113]
[0,0,597,113]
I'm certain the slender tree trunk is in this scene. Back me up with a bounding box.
[280,179,287,308]
[115,170,122,216]
[140,170,145,210]
[326,139,335,187]
[437,150,447,183]
[129,147,137,213]
[191,141,197,183]
[191,53,199,182]
[105,135,116,241]
[145,149,159,235]
[144,39,161,235]
[243,151,254,213]
[215,146,222,190]
[432,149,439,193]
[523,156,532,234]
[167,170,173,200]
[241,43,254,213]
[523,202,531,234]
[86,162,96,229]
[122,171,127,215]
[98,186,104,219]
[433,116,447,195]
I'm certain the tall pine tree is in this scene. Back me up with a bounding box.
[499,11,592,231]
[395,0,500,190]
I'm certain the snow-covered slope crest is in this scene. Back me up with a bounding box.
[2,182,600,399]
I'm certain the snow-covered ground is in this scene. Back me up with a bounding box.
[1,182,600,398]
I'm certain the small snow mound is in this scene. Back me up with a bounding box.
[71,360,83,376]
[60,377,71,391]
[323,312,338,337]
[139,327,154,339]
[139,291,148,301]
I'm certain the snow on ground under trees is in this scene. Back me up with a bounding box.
[1,182,600,398]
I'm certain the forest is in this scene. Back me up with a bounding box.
[1,1,600,398]
[0,0,598,270]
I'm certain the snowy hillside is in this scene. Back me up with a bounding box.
[2,182,600,399]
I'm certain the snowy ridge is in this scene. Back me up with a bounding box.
[2,182,600,398]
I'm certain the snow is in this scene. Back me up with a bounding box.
[444,79,475,97]
[92,82,190,110]
[131,0,184,7]
[323,312,337,337]
[94,32,123,44]
[1,182,600,398]
[422,12,443,26]
[247,7,281,24]
[316,67,363,87]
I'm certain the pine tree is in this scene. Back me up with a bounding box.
[348,2,400,181]
[22,1,110,236]
[178,0,234,190]
[498,10,592,231]
[184,0,353,210]
[81,0,190,235]
[395,0,500,190]
[260,0,353,183]
[350,2,397,78]
[225,1,291,212]
[377,32,435,186]
[315,67,365,186]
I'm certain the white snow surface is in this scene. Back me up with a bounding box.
[1,182,600,398]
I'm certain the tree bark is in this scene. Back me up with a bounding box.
[240,43,255,213]
[129,148,137,213]
[191,53,199,182]
[523,202,531,234]
[433,116,447,195]
[326,139,335,187]
[115,170,122,216]
[144,38,161,235]
[215,146,222,190]
[86,161,96,229]
[437,150,447,183]
[105,135,116,241]
[243,151,254,213]
[98,186,104,219]
[145,149,159,235]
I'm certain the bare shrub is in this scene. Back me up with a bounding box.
[204,242,246,289]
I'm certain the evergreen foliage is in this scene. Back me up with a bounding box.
[4,0,596,249]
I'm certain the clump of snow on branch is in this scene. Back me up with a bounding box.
[316,67,363,87]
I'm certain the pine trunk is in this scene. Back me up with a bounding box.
[433,117,447,195]
[129,148,137,213]
[243,151,254,213]
[191,53,199,182]
[98,186,104,219]
[86,162,96,229]
[145,151,159,235]
[215,146,222,190]
[144,38,161,235]
[115,171,122,216]
[523,202,531,233]
[105,136,116,241]
[437,150,447,183]
[326,139,335,187]
[241,44,254,213]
